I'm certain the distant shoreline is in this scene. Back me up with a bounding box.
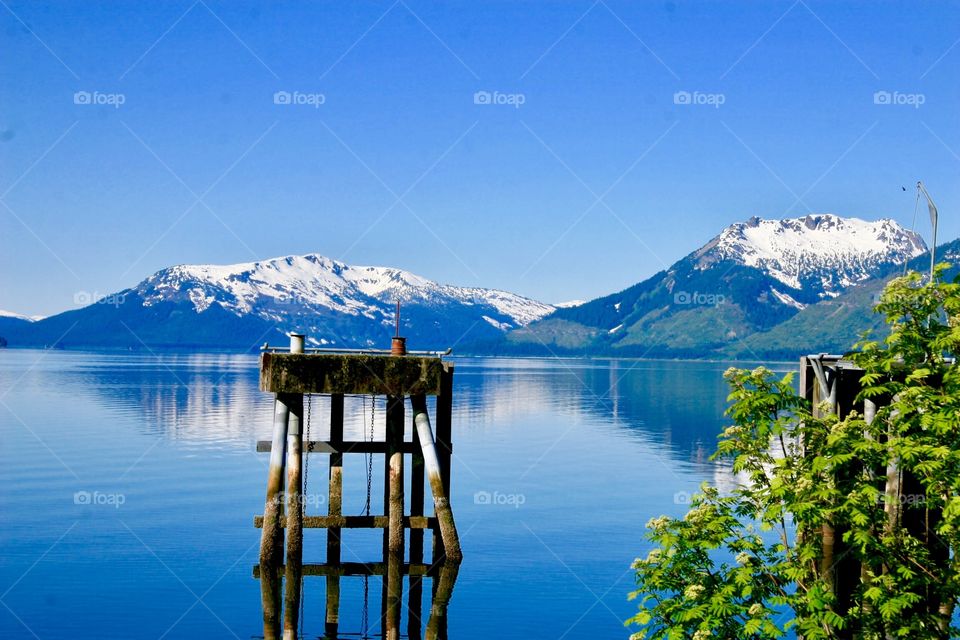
[0,343,798,366]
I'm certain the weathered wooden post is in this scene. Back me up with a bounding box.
[433,366,453,563]
[282,334,305,640]
[384,328,406,640]
[260,336,293,639]
[801,355,957,640]
[383,392,406,640]
[408,417,426,640]
[260,399,289,565]
[325,393,344,637]
[411,394,462,562]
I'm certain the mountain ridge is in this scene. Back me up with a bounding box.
[0,214,941,356]
[0,253,554,351]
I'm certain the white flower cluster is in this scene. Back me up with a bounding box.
[684,584,706,599]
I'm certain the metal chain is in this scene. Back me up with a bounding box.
[364,395,375,517]
[361,574,369,639]
[303,394,312,504]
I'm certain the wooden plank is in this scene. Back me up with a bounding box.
[254,515,436,529]
[256,440,425,454]
[259,352,445,395]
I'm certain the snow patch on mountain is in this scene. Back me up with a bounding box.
[482,315,512,331]
[0,310,43,321]
[769,289,806,310]
[696,214,927,296]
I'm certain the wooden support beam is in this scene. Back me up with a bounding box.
[254,562,436,578]
[326,393,343,638]
[282,335,305,640]
[435,365,453,493]
[409,398,427,640]
[256,440,437,455]
[384,394,405,640]
[260,352,445,395]
[260,398,289,567]
[385,395,405,556]
[254,515,436,529]
[259,396,289,640]
[411,394,462,562]
[433,365,454,564]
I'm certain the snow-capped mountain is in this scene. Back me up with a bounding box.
[509,214,931,357]
[138,254,552,332]
[1,216,937,355]
[694,215,926,299]
[3,254,553,350]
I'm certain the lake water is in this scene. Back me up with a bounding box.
[0,350,789,639]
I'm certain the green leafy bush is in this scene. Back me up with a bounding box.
[629,267,960,639]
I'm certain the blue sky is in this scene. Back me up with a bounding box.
[1,1,958,316]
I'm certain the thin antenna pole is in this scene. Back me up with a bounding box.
[395,300,400,338]
[918,181,939,280]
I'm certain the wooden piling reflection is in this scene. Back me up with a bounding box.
[260,561,282,640]
[425,561,460,640]
[255,554,460,639]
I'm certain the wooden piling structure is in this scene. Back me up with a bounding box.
[800,355,952,640]
[282,336,305,640]
[253,333,462,637]
[325,393,344,637]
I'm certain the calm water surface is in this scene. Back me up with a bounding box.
[0,350,789,639]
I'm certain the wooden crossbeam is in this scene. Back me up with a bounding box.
[253,562,435,578]
[254,515,436,529]
[255,440,445,454]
